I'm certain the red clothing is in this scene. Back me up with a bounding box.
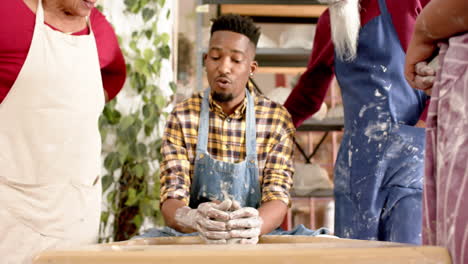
[284,0,430,127]
[0,0,126,103]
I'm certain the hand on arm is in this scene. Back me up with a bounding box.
[405,0,468,90]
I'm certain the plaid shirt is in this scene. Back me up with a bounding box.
[160,88,295,206]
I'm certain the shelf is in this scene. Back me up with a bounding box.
[200,47,311,67]
[256,67,305,74]
[220,4,327,18]
[202,0,324,4]
[256,48,311,67]
[297,118,344,132]
[290,188,334,198]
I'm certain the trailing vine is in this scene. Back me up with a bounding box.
[98,0,175,242]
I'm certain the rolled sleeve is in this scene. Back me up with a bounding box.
[261,124,295,206]
[160,113,191,205]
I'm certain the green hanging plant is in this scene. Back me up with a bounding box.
[98,0,176,242]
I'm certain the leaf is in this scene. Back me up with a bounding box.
[125,187,138,206]
[139,198,152,216]
[124,0,137,11]
[144,30,152,40]
[101,211,110,224]
[107,190,116,206]
[101,174,113,192]
[132,164,145,178]
[151,199,160,211]
[119,116,135,131]
[132,214,143,229]
[96,5,103,12]
[158,45,171,59]
[166,9,171,20]
[160,33,170,44]
[155,95,166,110]
[117,144,129,163]
[152,60,161,75]
[169,81,177,93]
[134,58,147,74]
[142,104,152,118]
[134,143,147,160]
[143,48,154,61]
[104,152,121,172]
[144,123,154,137]
[142,8,155,22]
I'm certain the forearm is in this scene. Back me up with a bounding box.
[414,0,468,44]
[258,200,288,235]
[161,198,196,233]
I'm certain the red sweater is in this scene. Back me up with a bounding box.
[0,0,126,103]
[284,0,430,127]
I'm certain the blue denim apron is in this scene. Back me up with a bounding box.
[188,88,261,208]
[138,89,329,238]
[333,0,427,244]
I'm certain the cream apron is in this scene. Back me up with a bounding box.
[0,1,104,263]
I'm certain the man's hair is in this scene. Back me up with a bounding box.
[210,14,261,47]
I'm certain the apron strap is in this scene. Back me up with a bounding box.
[377,0,393,30]
[36,0,45,26]
[245,88,257,163]
[197,88,257,163]
[196,89,211,153]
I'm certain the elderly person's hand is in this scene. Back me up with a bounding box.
[227,204,263,245]
[174,200,232,244]
[404,20,439,95]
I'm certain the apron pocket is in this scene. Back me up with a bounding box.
[0,176,100,241]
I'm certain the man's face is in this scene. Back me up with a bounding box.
[204,31,258,103]
[49,0,96,17]
[320,0,361,61]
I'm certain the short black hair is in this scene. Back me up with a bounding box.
[210,14,261,47]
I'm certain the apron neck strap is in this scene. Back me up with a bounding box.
[197,88,257,158]
[36,0,45,26]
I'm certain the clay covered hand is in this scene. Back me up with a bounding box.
[227,206,263,244]
[413,56,438,95]
[174,200,233,244]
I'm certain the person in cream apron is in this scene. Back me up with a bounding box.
[0,0,104,263]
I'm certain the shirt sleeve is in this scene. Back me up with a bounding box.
[261,109,295,206]
[283,11,336,128]
[90,9,126,101]
[159,111,192,205]
[387,0,431,53]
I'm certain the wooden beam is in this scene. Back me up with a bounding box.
[220,4,327,18]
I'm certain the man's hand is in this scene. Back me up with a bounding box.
[174,200,232,244]
[227,207,263,244]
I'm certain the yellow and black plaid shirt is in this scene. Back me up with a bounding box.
[160,88,295,206]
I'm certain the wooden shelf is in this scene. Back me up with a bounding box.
[256,67,305,74]
[220,4,327,18]
[297,118,344,132]
[202,47,311,67]
[256,48,311,67]
[203,0,324,4]
[290,188,334,198]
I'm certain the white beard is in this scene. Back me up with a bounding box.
[320,0,361,61]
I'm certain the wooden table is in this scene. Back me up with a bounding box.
[34,236,451,264]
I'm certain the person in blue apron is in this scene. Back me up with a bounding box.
[140,14,329,244]
[284,0,430,244]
